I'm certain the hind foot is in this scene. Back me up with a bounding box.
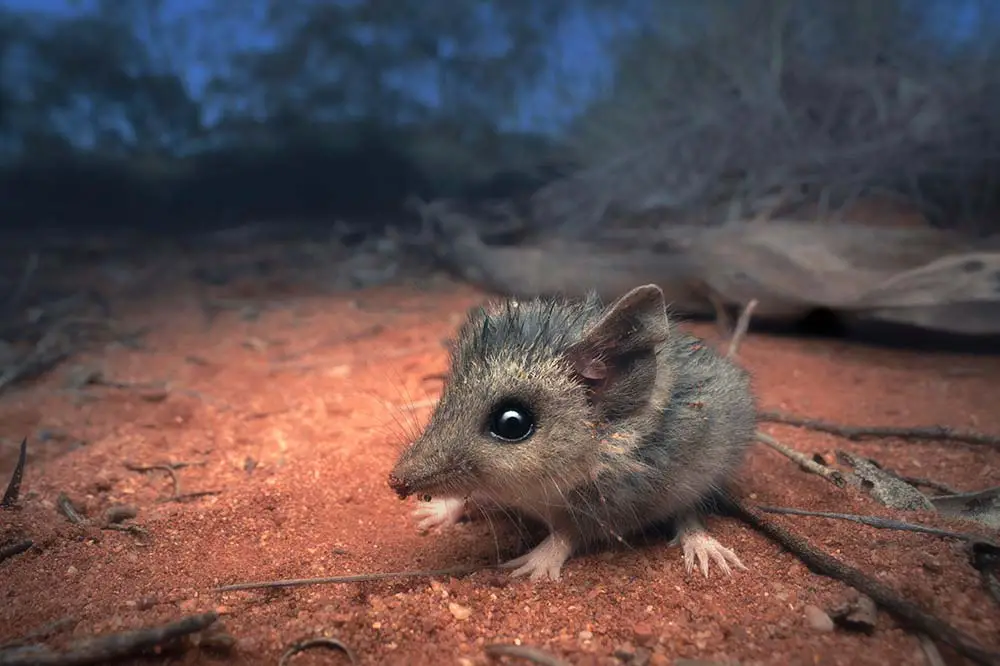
[413,496,466,532]
[676,516,746,578]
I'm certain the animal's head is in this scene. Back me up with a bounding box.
[387,284,672,503]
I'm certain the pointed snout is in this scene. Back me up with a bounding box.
[387,440,457,500]
[387,471,412,499]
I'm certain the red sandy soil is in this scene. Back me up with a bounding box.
[1,266,999,665]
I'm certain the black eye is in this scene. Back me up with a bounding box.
[488,401,535,442]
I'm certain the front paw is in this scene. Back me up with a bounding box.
[413,496,466,532]
[499,532,574,581]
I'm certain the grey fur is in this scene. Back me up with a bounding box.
[388,284,758,569]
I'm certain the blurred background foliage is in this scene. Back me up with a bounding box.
[0,0,997,233]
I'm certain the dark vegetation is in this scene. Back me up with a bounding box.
[1,0,999,236]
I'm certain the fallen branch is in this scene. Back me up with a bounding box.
[213,563,493,593]
[755,432,846,488]
[723,494,1000,666]
[0,611,218,666]
[756,505,986,541]
[758,411,1000,447]
[836,450,935,511]
[877,470,959,496]
[0,539,32,563]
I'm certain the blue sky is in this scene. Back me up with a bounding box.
[0,0,990,135]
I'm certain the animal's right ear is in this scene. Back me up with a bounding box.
[564,284,669,406]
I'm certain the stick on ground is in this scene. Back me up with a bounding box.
[56,493,86,526]
[0,611,218,666]
[1,438,27,508]
[755,432,846,488]
[213,563,492,592]
[728,302,849,491]
[758,411,1000,447]
[723,494,1000,666]
[124,462,180,498]
[0,540,32,563]
[278,637,358,666]
[727,298,759,359]
[756,505,986,541]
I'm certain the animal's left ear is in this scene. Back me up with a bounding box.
[565,284,670,415]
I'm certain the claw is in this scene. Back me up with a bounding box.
[499,532,574,581]
[676,518,747,578]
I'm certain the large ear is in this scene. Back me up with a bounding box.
[565,284,670,414]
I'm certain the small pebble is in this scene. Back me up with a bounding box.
[104,505,138,524]
[578,630,594,641]
[448,602,472,621]
[632,621,655,645]
[804,604,835,632]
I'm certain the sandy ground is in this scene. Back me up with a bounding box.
[1,257,999,665]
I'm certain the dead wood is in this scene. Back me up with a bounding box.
[723,494,1000,666]
[1,438,27,508]
[0,611,218,666]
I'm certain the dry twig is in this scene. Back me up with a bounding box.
[124,461,215,502]
[727,298,758,359]
[758,411,1000,447]
[1,437,27,508]
[723,494,1000,666]
[214,563,492,593]
[56,493,86,526]
[756,505,986,541]
[278,637,358,666]
[727,301,849,490]
[162,490,222,504]
[754,432,846,488]
[0,539,32,563]
[0,611,218,666]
